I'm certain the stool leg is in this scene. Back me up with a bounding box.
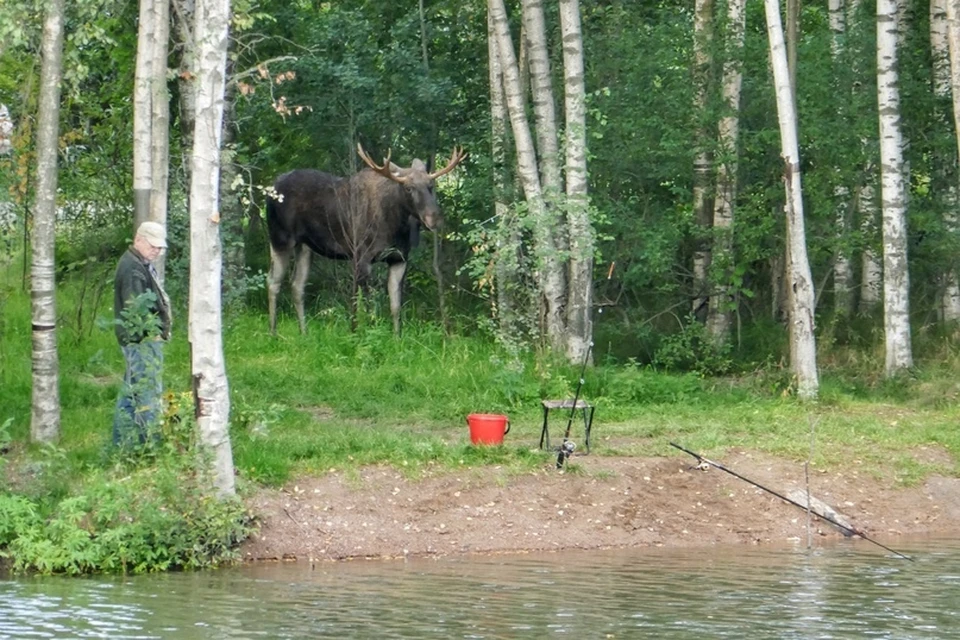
[540,407,549,450]
[584,407,595,453]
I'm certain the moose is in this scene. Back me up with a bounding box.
[266,143,466,335]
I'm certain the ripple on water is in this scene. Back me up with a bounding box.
[1,538,958,639]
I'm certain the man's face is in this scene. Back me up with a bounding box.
[134,235,164,262]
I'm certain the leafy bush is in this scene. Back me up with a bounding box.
[0,457,253,575]
[652,316,733,376]
[0,395,254,575]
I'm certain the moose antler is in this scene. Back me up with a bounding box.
[429,146,467,179]
[356,143,407,184]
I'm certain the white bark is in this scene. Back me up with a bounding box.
[30,0,65,444]
[877,0,913,375]
[765,0,819,399]
[489,0,566,349]
[133,0,156,231]
[190,0,235,497]
[707,0,746,345]
[488,7,524,336]
[859,177,884,309]
[150,0,171,284]
[848,0,883,313]
[560,0,592,364]
[692,0,714,318]
[941,0,960,321]
[830,0,855,319]
[521,0,562,199]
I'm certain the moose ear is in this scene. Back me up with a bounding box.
[411,158,427,172]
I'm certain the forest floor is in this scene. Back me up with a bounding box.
[240,447,960,563]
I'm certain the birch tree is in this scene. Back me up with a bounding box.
[521,0,562,199]
[706,0,746,344]
[519,0,567,347]
[134,0,171,282]
[830,0,855,320]
[133,0,155,230]
[938,0,960,322]
[847,0,883,313]
[559,0,592,363]
[877,0,913,375]
[691,0,714,319]
[189,0,235,497]
[150,0,171,282]
[487,6,526,338]
[30,0,65,444]
[489,0,566,350]
[764,0,819,399]
[859,177,884,310]
[173,0,197,181]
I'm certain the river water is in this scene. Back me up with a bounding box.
[2,537,959,639]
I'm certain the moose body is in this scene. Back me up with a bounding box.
[266,144,465,334]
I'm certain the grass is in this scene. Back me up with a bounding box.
[5,247,960,574]
[3,254,960,498]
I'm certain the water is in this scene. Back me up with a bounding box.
[2,538,959,639]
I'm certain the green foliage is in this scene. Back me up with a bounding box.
[117,290,163,342]
[652,315,733,376]
[0,457,252,575]
[0,395,253,575]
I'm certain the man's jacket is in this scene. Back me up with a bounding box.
[114,247,172,345]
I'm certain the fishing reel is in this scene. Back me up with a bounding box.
[556,439,576,469]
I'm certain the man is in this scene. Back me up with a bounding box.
[113,221,172,448]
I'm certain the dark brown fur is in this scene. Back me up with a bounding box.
[266,147,464,334]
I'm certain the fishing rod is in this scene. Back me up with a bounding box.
[556,263,616,470]
[669,442,913,561]
[557,339,592,469]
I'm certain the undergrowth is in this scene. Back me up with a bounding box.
[0,394,253,575]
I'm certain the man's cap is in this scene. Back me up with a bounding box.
[137,221,167,248]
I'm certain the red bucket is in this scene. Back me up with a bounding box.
[467,413,510,445]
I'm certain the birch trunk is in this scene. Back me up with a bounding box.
[219,84,245,312]
[150,0,171,284]
[190,0,235,497]
[847,0,884,313]
[859,176,884,309]
[489,0,566,350]
[765,0,819,399]
[786,0,798,92]
[520,0,562,200]
[488,6,524,337]
[134,0,157,232]
[830,0,855,319]
[691,0,714,319]
[173,0,197,184]
[30,0,65,444]
[877,0,913,375]
[707,0,746,345]
[560,0,593,364]
[941,0,960,321]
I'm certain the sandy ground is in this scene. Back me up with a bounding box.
[240,448,960,563]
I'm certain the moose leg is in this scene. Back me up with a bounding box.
[268,245,291,335]
[292,246,312,334]
[387,261,407,335]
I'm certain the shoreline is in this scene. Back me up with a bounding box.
[239,453,960,563]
